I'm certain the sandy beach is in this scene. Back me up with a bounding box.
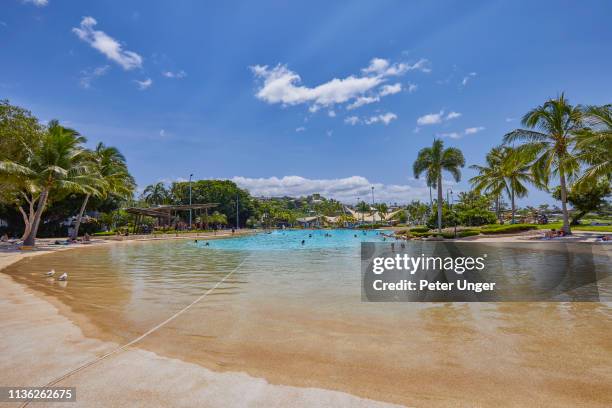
[1,231,611,407]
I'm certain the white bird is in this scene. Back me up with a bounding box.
[58,273,68,281]
[45,269,55,277]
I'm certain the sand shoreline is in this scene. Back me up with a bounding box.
[0,232,402,407]
[1,231,611,407]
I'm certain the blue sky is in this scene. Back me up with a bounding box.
[2,0,611,205]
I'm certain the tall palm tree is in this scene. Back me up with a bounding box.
[504,93,584,234]
[575,104,612,185]
[0,120,97,246]
[71,143,135,239]
[142,182,169,205]
[413,139,465,233]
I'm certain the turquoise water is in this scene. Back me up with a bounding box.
[193,229,391,250]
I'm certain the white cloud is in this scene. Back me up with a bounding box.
[446,111,462,120]
[505,117,515,122]
[362,57,431,76]
[328,110,336,117]
[250,57,427,112]
[232,175,431,203]
[344,116,360,126]
[379,83,402,96]
[407,83,418,93]
[461,72,477,86]
[326,130,333,137]
[79,65,110,89]
[72,16,143,70]
[134,78,152,90]
[417,111,444,125]
[365,112,397,125]
[413,127,421,134]
[347,95,380,110]
[251,64,382,109]
[439,126,485,139]
[159,129,166,137]
[162,70,187,79]
[295,126,306,132]
[22,0,48,6]
[417,110,461,126]
[464,126,485,135]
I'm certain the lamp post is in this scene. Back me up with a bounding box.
[449,190,457,238]
[371,186,375,224]
[189,174,193,229]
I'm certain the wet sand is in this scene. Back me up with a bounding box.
[1,234,612,407]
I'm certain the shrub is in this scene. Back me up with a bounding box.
[410,226,430,233]
[480,224,536,234]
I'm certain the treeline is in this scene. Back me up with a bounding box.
[413,94,611,234]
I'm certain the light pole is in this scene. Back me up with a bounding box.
[371,186,375,224]
[449,190,457,238]
[189,174,193,229]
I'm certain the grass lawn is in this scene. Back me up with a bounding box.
[535,222,612,232]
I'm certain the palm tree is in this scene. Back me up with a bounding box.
[413,139,465,233]
[470,146,506,222]
[471,146,535,224]
[71,143,135,239]
[0,120,97,246]
[575,104,611,185]
[504,94,584,234]
[356,201,370,223]
[142,182,169,205]
[374,203,389,222]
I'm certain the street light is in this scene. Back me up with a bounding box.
[371,186,375,224]
[189,174,193,229]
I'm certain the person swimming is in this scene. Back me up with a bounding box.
[301,240,305,245]
[194,239,198,243]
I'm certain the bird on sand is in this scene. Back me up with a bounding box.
[58,273,68,281]
[44,269,55,277]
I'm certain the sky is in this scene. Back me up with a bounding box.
[2,0,611,205]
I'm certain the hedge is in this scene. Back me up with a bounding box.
[480,224,537,234]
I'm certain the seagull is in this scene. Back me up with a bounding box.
[45,269,55,277]
[58,273,68,281]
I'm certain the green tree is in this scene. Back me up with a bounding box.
[575,104,612,186]
[453,191,497,226]
[504,94,584,234]
[356,201,370,223]
[471,146,536,224]
[71,143,134,239]
[469,146,506,222]
[141,182,170,205]
[413,139,465,233]
[405,200,428,225]
[374,203,389,221]
[0,120,97,245]
[553,181,611,225]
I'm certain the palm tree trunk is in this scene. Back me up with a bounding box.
[437,175,443,234]
[71,193,90,239]
[429,185,433,215]
[23,188,49,246]
[495,195,501,224]
[511,186,515,224]
[559,169,572,234]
